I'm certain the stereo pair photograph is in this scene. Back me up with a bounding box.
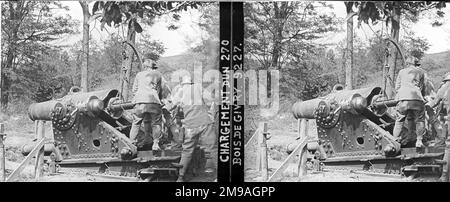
[0,1,449,183]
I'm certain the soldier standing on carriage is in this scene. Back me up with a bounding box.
[392,56,432,150]
[130,59,170,152]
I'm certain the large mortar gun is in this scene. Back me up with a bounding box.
[292,86,402,158]
[25,89,139,161]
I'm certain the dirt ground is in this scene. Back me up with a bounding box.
[1,115,216,182]
[1,113,442,182]
[244,122,442,182]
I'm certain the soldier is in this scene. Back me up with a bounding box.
[392,56,431,151]
[427,72,450,182]
[160,83,183,149]
[129,59,169,152]
[171,75,217,182]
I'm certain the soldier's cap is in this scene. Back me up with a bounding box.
[181,75,193,85]
[406,56,420,66]
[143,59,157,69]
[444,72,450,82]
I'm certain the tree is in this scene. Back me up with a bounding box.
[344,2,357,90]
[188,3,220,71]
[281,47,339,100]
[1,1,77,111]
[92,1,202,101]
[340,33,430,89]
[79,1,90,92]
[33,49,75,102]
[244,2,339,70]
[400,32,430,60]
[244,1,340,102]
[350,1,446,98]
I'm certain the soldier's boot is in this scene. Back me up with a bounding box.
[440,124,450,182]
[384,138,401,157]
[152,139,161,151]
[416,138,425,147]
[205,167,215,174]
[176,175,185,182]
[432,121,446,148]
[152,125,163,151]
[415,122,426,150]
[120,147,137,159]
[439,147,449,182]
[171,162,183,168]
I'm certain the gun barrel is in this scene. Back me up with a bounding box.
[108,102,135,111]
[371,99,398,108]
[292,99,322,119]
[28,101,62,121]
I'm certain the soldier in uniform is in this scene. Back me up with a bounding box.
[129,59,169,152]
[427,72,450,181]
[392,56,431,151]
[171,75,217,182]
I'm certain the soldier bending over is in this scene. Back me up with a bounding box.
[427,72,450,182]
[171,76,217,182]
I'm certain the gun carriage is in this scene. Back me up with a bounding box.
[23,88,205,181]
[292,86,445,177]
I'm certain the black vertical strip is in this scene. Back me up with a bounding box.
[230,2,244,183]
[218,2,232,183]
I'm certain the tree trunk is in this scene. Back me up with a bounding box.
[270,2,283,70]
[120,20,136,101]
[0,2,2,111]
[79,1,90,92]
[345,2,354,90]
[386,3,401,99]
[1,2,22,111]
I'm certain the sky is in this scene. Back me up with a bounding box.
[54,1,450,56]
[329,2,450,54]
[54,1,206,56]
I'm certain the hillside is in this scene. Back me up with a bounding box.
[363,50,450,88]
[158,53,195,74]
[422,50,450,86]
[423,51,450,67]
[93,53,206,91]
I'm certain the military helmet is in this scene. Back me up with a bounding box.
[444,72,450,82]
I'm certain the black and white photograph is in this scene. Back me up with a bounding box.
[243,1,450,182]
[0,1,220,182]
[1,0,450,189]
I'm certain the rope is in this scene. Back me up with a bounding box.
[119,40,144,100]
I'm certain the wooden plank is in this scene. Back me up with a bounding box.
[298,118,307,139]
[268,135,309,182]
[34,121,45,181]
[0,123,5,182]
[6,138,46,182]
[244,126,262,171]
[298,120,309,179]
[261,122,268,181]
